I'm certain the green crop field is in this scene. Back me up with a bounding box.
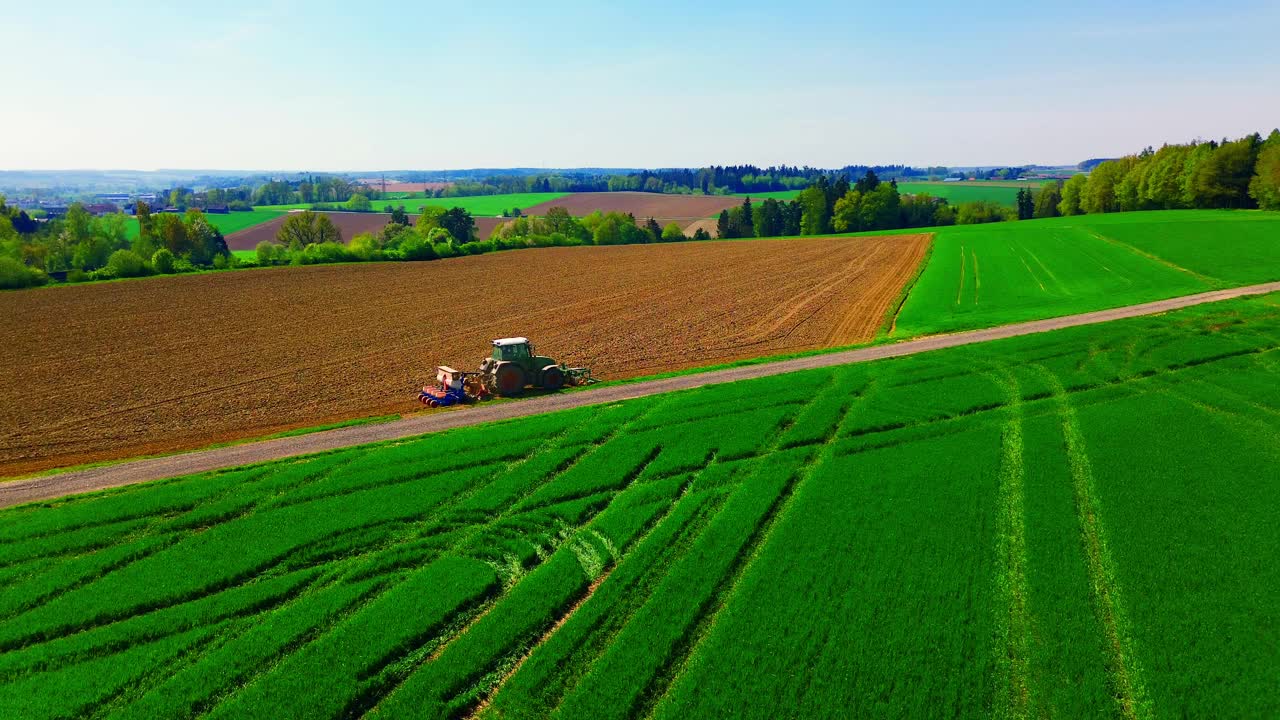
[896,181,1025,205]
[2,292,1278,719]
[892,210,1280,336]
[123,209,287,241]
[257,193,568,218]
[733,182,1032,205]
[731,190,802,201]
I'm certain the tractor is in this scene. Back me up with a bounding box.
[477,337,595,397]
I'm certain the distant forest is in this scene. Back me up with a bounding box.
[3,130,1277,290]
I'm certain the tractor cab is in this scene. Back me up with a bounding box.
[492,337,532,362]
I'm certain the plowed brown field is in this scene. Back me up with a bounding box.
[0,234,929,475]
[355,180,452,194]
[226,213,506,250]
[524,192,746,223]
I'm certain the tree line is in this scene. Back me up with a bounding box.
[715,129,1280,242]
[0,198,231,289]
[1050,130,1280,214]
[432,164,937,198]
[710,171,960,241]
[252,206,712,270]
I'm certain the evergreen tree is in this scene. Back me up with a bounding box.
[736,197,755,237]
[644,217,662,243]
[716,210,732,238]
[854,170,880,193]
[783,200,803,236]
[1016,187,1035,219]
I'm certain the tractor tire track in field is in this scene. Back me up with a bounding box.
[987,369,1031,720]
[3,281,1280,509]
[1086,229,1219,286]
[468,471,711,719]
[353,401,673,716]
[1037,368,1152,720]
[643,380,852,718]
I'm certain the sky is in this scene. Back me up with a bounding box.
[6,0,1279,170]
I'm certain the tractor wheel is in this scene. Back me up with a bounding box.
[541,365,564,391]
[494,364,526,397]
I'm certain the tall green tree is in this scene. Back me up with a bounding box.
[752,198,784,237]
[1058,174,1087,215]
[416,205,447,234]
[738,197,754,237]
[1015,187,1035,219]
[1248,129,1280,210]
[798,185,830,235]
[345,193,372,212]
[438,207,476,243]
[831,190,863,233]
[276,211,342,248]
[1082,159,1130,213]
[1033,182,1061,218]
[1187,135,1261,208]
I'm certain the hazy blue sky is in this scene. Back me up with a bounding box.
[8,0,1279,170]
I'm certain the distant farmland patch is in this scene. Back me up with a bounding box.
[123,209,286,241]
[257,193,568,218]
[731,183,1028,205]
[224,212,509,250]
[895,181,1024,205]
[0,234,930,474]
[354,179,453,194]
[523,192,750,223]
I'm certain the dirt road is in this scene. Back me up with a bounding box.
[4,280,1277,509]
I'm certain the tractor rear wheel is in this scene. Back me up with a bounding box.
[541,365,564,391]
[494,364,526,396]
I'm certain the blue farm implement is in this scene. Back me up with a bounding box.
[418,366,487,408]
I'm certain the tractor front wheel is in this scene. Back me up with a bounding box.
[541,365,564,391]
[494,364,526,397]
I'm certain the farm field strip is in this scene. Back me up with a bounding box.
[2,294,1278,718]
[0,234,929,475]
[521,192,751,221]
[895,181,1024,205]
[255,192,567,217]
[730,182,1027,205]
[223,212,510,250]
[123,209,288,241]
[893,210,1280,337]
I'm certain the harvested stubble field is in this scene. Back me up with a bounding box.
[224,212,508,250]
[523,192,747,222]
[2,294,1276,719]
[0,234,929,475]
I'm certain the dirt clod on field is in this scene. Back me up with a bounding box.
[0,234,929,475]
